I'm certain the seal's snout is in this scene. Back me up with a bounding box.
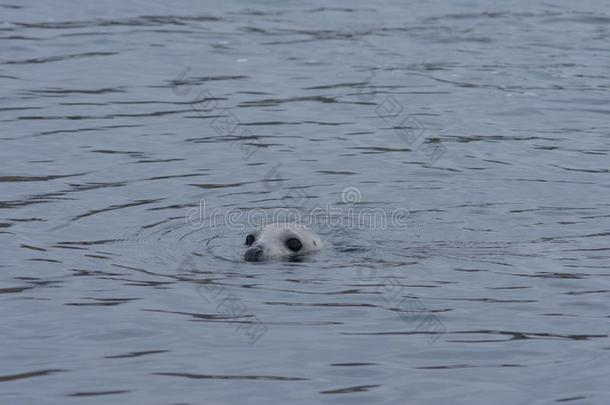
[244,246,264,262]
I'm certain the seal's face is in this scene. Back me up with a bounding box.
[243,224,322,262]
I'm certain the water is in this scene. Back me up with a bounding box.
[1,1,610,404]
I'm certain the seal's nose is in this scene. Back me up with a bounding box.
[244,246,264,262]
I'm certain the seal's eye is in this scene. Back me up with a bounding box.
[285,238,302,252]
[245,234,255,246]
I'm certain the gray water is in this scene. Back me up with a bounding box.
[1,1,610,404]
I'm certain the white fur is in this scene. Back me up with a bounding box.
[243,223,322,261]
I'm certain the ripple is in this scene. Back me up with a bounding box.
[0,369,65,382]
[5,51,117,65]
[320,384,381,394]
[153,372,309,381]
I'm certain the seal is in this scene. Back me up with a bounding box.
[243,223,322,262]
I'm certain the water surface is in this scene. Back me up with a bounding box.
[1,1,609,404]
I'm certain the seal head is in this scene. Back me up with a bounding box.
[243,224,322,262]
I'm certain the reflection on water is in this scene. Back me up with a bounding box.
[1,0,610,403]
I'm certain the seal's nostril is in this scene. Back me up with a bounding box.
[244,246,264,262]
